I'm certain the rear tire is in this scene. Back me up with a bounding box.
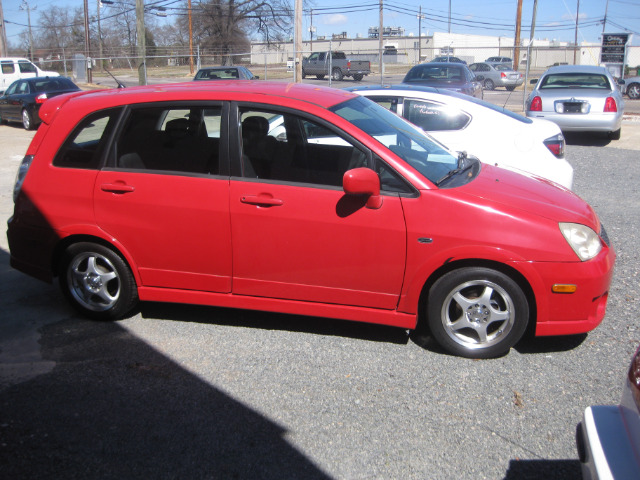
[59,242,138,320]
[484,79,495,90]
[22,108,34,130]
[426,267,529,358]
[353,74,364,81]
[506,86,516,91]
[332,68,343,81]
[609,128,621,140]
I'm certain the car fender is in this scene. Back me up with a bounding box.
[397,243,547,319]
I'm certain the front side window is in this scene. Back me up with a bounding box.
[115,106,222,174]
[403,99,470,132]
[17,61,37,74]
[54,109,121,169]
[330,96,461,185]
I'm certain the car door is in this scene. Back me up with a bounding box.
[93,104,233,293]
[229,105,407,310]
[0,80,27,121]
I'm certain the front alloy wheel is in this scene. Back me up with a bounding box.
[427,268,529,358]
[60,242,138,320]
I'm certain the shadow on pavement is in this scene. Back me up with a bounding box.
[0,314,332,479]
[504,458,581,479]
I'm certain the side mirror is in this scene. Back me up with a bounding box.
[343,167,383,209]
[530,79,538,85]
[475,75,484,81]
[618,79,625,85]
[253,75,260,80]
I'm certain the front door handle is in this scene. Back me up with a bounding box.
[240,194,283,207]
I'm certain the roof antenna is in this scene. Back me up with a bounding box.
[104,68,126,89]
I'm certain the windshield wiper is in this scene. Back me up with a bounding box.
[436,151,472,186]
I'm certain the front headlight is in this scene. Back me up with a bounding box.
[559,223,602,261]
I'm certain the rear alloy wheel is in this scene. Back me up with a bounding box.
[627,83,640,100]
[427,267,529,358]
[484,79,495,90]
[332,68,343,81]
[59,242,138,320]
[22,108,34,130]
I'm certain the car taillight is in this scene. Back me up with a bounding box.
[543,133,565,158]
[347,61,351,69]
[604,96,617,112]
[530,96,542,111]
[13,155,34,203]
[628,346,640,410]
[501,72,507,79]
[35,93,48,104]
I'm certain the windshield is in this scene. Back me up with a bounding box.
[329,96,459,184]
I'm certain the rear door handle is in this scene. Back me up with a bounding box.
[101,183,135,194]
[240,195,283,207]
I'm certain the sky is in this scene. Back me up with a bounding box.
[2,0,639,47]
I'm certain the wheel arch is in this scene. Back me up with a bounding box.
[52,234,140,287]
[415,258,537,336]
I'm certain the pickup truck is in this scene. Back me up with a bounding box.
[302,51,370,81]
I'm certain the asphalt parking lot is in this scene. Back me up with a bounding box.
[1,109,639,478]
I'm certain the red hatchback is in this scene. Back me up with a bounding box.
[7,81,615,358]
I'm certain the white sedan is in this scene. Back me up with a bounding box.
[346,84,574,190]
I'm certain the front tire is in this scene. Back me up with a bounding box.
[59,242,138,320]
[22,108,34,130]
[315,74,325,80]
[427,267,529,358]
[627,83,640,100]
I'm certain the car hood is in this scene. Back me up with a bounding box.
[457,163,598,227]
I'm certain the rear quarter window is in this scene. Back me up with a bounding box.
[53,109,121,169]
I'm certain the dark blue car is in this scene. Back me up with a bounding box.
[402,62,483,99]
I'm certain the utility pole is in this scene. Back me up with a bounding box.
[136,0,146,85]
[522,0,538,110]
[513,0,523,71]
[602,0,609,34]
[0,0,8,56]
[20,0,36,61]
[83,0,91,83]
[574,0,580,64]
[294,0,302,82]
[188,0,193,74]
[417,6,424,63]
[379,0,383,83]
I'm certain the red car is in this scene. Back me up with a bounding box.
[8,81,615,358]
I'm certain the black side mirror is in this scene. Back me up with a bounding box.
[530,79,538,85]
[475,75,484,81]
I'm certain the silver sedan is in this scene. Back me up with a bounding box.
[526,65,625,140]
[469,62,523,91]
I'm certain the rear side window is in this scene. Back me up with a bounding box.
[1,61,15,74]
[53,109,121,169]
[403,99,470,131]
[115,106,222,175]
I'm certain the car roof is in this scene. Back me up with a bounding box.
[38,81,358,124]
[542,65,610,75]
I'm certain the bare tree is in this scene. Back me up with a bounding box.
[179,0,293,65]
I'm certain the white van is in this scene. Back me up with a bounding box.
[0,58,59,93]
